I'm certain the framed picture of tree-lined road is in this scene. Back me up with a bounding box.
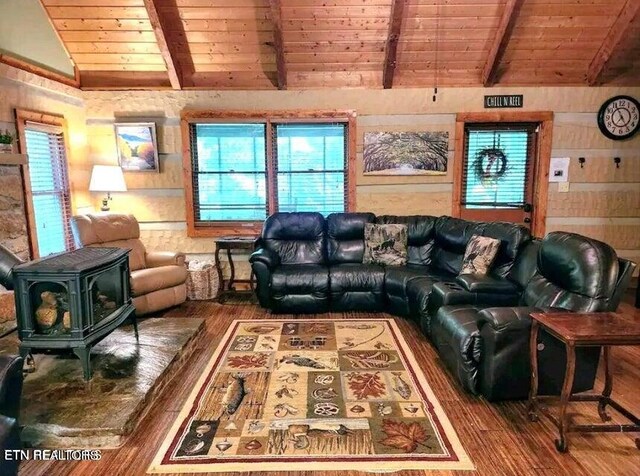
[363,131,449,175]
[114,122,160,172]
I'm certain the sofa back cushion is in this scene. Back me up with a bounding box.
[522,231,619,312]
[262,212,326,265]
[480,221,531,278]
[71,214,147,271]
[431,216,482,274]
[375,215,437,265]
[428,217,531,277]
[326,213,376,263]
[508,239,541,289]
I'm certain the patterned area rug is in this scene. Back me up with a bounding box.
[149,319,473,473]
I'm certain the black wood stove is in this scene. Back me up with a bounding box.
[13,247,136,380]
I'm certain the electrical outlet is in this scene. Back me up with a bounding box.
[558,182,570,193]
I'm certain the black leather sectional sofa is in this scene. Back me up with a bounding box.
[250,212,636,401]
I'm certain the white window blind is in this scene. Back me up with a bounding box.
[24,123,74,256]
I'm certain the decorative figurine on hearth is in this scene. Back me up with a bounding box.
[35,290,71,333]
[35,291,58,330]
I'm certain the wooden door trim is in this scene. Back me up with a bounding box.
[533,118,553,238]
[452,111,553,238]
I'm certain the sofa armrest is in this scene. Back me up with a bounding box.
[249,248,279,310]
[0,355,23,420]
[146,251,186,268]
[456,274,519,294]
[478,306,564,332]
[249,248,280,270]
[477,306,537,332]
[473,306,543,401]
[426,282,521,332]
[476,307,589,402]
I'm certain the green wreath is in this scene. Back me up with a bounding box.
[472,148,508,184]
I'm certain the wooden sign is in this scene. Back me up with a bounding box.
[484,95,523,108]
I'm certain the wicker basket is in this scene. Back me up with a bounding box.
[185,260,219,300]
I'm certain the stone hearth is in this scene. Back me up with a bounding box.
[0,317,204,448]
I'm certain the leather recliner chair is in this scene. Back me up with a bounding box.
[251,212,329,313]
[0,354,24,476]
[430,232,636,401]
[327,212,385,311]
[71,214,188,315]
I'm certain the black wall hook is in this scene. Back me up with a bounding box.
[613,157,621,168]
[578,157,586,168]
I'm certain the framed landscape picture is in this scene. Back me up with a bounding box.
[363,131,449,175]
[114,122,160,172]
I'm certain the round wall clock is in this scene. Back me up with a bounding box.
[597,95,640,140]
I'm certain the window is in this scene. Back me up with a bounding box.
[184,111,355,236]
[274,123,347,215]
[462,123,537,209]
[191,123,267,221]
[16,111,74,257]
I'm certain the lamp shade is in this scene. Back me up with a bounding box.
[89,165,127,192]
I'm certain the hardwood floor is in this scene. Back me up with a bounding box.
[20,297,640,476]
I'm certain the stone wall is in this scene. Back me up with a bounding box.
[0,164,29,259]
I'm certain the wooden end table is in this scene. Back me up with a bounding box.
[528,312,640,452]
[214,235,259,303]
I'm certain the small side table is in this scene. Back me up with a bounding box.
[528,312,640,452]
[214,235,259,302]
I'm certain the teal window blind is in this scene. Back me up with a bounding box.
[191,123,267,222]
[274,123,347,215]
[462,124,536,209]
[24,123,74,256]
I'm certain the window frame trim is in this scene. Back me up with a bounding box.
[15,109,74,258]
[181,110,357,238]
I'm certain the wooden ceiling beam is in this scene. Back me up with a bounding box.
[383,0,406,89]
[143,0,190,90]
[79,71,172,90]
[269,0,287,90]
[482,0,524,87]
[587,0,640,86]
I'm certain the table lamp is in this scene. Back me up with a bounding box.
[89,165,127,211]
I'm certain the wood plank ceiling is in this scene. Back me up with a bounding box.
[36,0,640,90]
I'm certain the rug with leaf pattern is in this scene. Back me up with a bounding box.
[149,319,473,473]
